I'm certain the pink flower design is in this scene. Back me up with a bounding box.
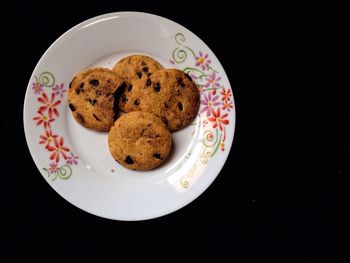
[39,129,58,149]
[222,101,234,112]
[37,92,61,119]
[200,92,221,117]
[47,137,70,163]
[33,111,54,129]
[220,88,232,102]
[49,162,58,174]
[53,83,66,99]
[32,82,43,95]
[208,108,229,131]
[195,51,211,70]
[205,72,221,88]
[66,152,79,165]
[202,119,209,127]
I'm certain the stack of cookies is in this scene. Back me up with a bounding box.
[68,55,200,170]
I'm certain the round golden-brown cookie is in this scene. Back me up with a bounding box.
[112,55,163,112]
[108,111,172,170]
[118,69,200,131]
[68,67,125,131]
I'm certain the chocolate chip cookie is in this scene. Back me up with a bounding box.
[108,111,172,170]
[118,68,200,131]
[68,67,125,131]
[112,55,163,112]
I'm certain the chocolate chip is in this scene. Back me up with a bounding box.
[121,95,128,103]
[69,77,76,89]
[134,99,140,106]
[141,61,146,66]
[178,102,183,111]
[146,78,151,86]
[147,73,152,77]
[161,116,168,126]
[115,83,127,99]
[176,89,181,96]
[125,155,134,164]
[93,114,101,121]
[184,73,192,81]
[89,79,99,86]
[164,102,169,108]
[177,78,185,87]
[76,83,84,94]
[153,83,161,92]
[153,153,161,159]
[89,99,97,106]
[112,83,126,120]
[127,84,133,92]
[142,67,149,72]
[76,113,85,124]
[117,82,127,91]
[69,104,75,111]
[137,72,142,79]
[96,90,102,95]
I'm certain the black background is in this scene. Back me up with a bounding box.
[1,1,347,262]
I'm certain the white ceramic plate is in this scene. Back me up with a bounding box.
[23,12,236,220]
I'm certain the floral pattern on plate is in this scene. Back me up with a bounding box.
[32,72,78,181]
[170,33,235,188]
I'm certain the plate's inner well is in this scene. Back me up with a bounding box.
[67,50,202,183]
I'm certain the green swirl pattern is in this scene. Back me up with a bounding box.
[203,130,218,148]
[181,180,189,188]
[39,71,55,87]
[43,164,72,181]
[172,48,187,63]
[172,33,196,63]
[175,33,186,45]
[56,165,72,180]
